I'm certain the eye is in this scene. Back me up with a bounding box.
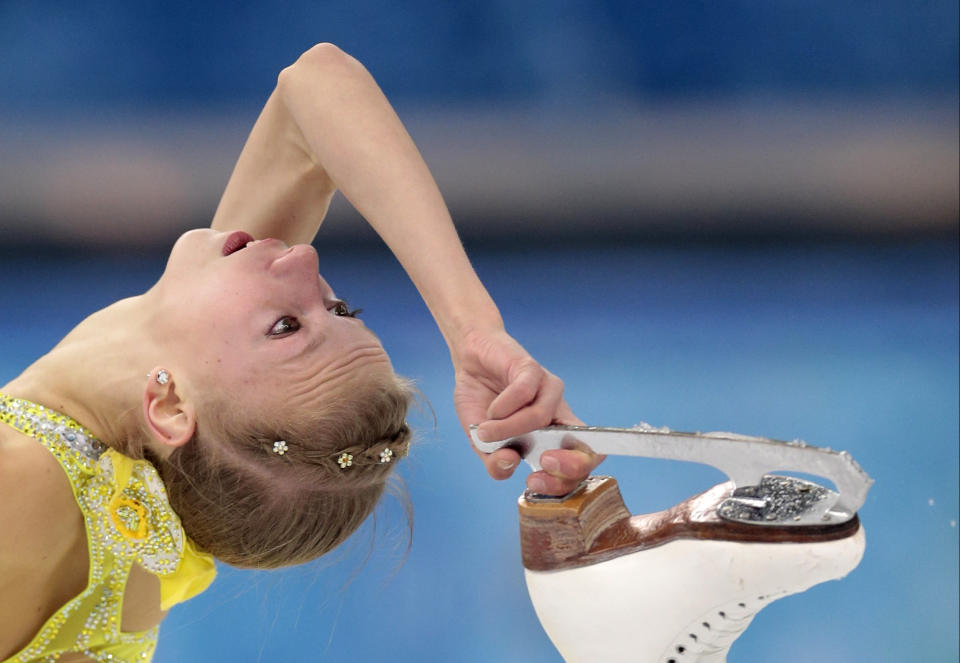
[331,300,362,318]
[269,316,301,336]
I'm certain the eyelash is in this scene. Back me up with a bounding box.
[269,301,360,337]
[331,301,362,318]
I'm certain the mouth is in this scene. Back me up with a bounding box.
[222,230,256,257]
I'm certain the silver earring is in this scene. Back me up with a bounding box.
[156,369,170,385]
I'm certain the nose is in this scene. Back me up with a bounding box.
[269,243,319,277]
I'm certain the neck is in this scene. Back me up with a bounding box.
[2,293,162,451]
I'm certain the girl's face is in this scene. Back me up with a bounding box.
[154,229,392,413]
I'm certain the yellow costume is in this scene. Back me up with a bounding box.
[0,394,216,663]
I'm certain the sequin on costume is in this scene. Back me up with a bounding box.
[0,394,217,663]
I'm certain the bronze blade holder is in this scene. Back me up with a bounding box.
[518,476,861,572]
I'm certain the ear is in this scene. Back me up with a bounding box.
[143,368,197,453]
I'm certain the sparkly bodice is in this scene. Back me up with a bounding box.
[0,394,216,663]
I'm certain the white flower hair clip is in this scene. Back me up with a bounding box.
[273,440,288,455]
[337,453,354,469]
[379,448,394,464]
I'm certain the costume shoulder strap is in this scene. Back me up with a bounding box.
[0,392,105,493]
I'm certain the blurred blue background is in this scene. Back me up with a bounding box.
[1,2,957,662]
[1,0,957,244]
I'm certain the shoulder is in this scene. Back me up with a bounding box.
[0,429,84,566]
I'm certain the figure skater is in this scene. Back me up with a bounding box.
[0,43,600,663]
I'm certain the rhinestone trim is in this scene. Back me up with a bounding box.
[0,393,180,662]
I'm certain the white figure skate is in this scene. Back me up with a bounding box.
[472,426,871,663]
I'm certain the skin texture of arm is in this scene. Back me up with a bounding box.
[210,43,599,493]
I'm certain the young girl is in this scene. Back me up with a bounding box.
[0,44,598,662]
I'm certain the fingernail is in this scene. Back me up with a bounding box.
[497,459,517,471]
[528,477,547,493]
[540,456,559,473]
[476,427,491,442]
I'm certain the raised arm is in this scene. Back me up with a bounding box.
[210,82,336,245]
[212,43,599,494]
[213,44,493,344]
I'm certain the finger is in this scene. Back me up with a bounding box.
[551,399,585,427]
[477,374,565,442]
[486,360,544,421]
[539,449,599,481]
[477,447,522,481]
[526,470,582,496]
[457,401,522,481]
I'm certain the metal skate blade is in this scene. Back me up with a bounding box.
[471,424,872,526]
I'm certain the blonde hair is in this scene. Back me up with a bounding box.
[149,372,414,568]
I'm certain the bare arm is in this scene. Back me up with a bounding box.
[311,47,500,343]
[215,43,499,348]
[210,86,336,247]
[212,44,598,492]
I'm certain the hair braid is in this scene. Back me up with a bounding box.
[156,372,415,568]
